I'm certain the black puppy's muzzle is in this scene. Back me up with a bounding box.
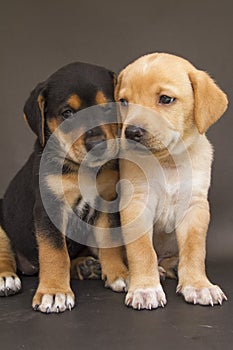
[84,126,107,154]
[125,125,145,142]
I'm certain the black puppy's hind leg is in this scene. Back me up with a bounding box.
[0,226,21,296]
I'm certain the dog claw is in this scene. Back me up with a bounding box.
[126,285,167,310]
[223,294,228,301]
[210,299,214,307]
[68,303,72,311]
[46,307,51,313]
[126,298,131,306]
[33,304,39,311]
[218,298,222,306]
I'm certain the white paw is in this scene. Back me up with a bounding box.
[158,266,166,280]
[177,284,227,306]
[0,275,21,296]
[125,284,167,310]
[106,277,128,292]
[33,293,75,313]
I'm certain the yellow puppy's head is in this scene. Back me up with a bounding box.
[115,53,228,154]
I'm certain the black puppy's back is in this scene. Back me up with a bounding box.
[1,152,39,274]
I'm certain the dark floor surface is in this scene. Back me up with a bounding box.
[0,260,232,350]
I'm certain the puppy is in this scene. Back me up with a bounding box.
[115,53,228,309]
[0,62,127,313]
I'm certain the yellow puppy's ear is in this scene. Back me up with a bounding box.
[189,70,228,134]
[114,70,124,101]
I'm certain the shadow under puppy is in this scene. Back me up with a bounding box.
[0,62,127,313]
[114,52,228,310]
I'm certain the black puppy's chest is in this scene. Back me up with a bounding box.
[65,195,99,259]
[45,159,119,253]
[58,167,102,250]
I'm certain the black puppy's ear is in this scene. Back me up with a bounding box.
[23,81,47,146]
[109,71,117,87]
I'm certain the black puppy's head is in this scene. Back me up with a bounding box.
[24,62,118,166]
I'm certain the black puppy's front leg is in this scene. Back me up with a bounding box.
[32,202,74,313]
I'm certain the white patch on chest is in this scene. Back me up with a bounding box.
[153,164,192,234]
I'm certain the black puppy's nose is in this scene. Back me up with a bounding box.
[125,125,144,142]
[85,127,106,153]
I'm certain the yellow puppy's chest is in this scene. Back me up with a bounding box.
[151,166,181,259]
[155,189,178,234]
[153,165,183,234]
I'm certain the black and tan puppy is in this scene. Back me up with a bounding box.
[0,62,127,313]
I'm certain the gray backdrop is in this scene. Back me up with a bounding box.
[0,0,232,260]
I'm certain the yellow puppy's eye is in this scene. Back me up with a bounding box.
[159,95,176,104]
[119,98,128,107]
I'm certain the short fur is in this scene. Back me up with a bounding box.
[0,62,127,312]
[114,53,228,309]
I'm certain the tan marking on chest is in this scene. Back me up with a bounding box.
[46,173,80,207]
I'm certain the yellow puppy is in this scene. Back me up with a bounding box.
[115,53,228,310]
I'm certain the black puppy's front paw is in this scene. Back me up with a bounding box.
[0,273,21,296]
[32,289,75,313]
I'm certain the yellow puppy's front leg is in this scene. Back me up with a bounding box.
[176,200,227,306]
[120,198,166,310]
[124,233,166,310]
[119,159,166,310]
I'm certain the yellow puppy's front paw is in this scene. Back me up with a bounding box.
[125,284,167,310]
[32,290,75,313]
[177,284,227,306]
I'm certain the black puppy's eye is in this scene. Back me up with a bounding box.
[62,109,74,119]
[159,95,176,105]
[119,98,128,107]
